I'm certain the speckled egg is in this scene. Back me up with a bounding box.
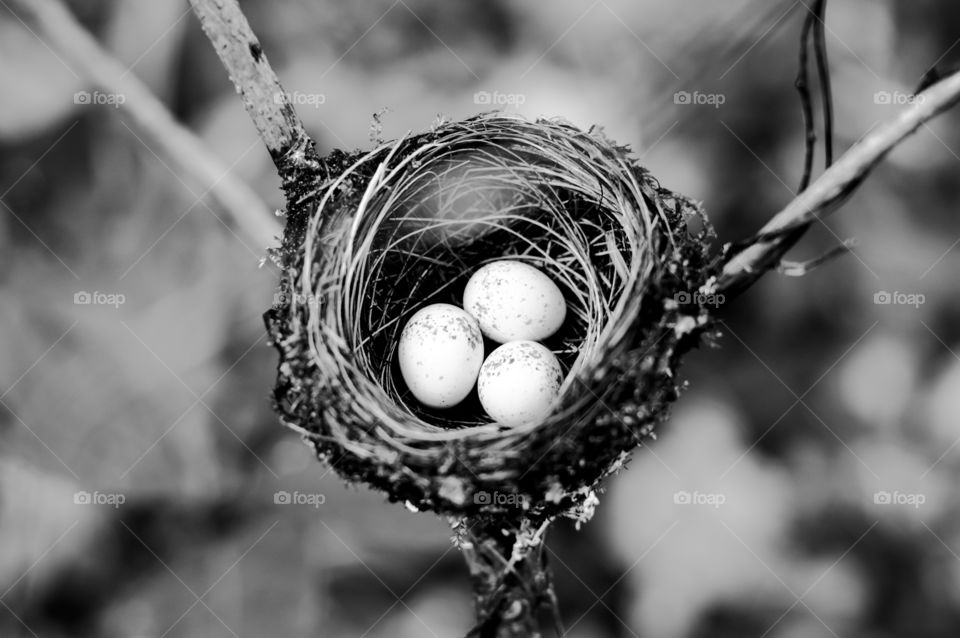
[463,260,567,343]
[477,341,563,426]
[398,304,484,409]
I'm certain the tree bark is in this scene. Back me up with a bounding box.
[459,517,556,637]
[187,0,324,190]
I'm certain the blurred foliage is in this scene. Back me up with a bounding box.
[2,0,960,636]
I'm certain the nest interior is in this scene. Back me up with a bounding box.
[265,114,717,519]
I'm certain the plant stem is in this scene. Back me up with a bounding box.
[460,517,555,638]
[795,0,829,193]
[187,0,324,189]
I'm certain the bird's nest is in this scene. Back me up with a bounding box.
[265,113,718,520]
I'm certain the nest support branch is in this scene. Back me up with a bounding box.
[457,516,559,638]
[187,0,326,193]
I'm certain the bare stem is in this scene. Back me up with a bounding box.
[718,70,960,296]
[459,517,556,638]
[795,0,829,193]
[10,0,280,248]
[812,1,834,168]
[187,0,324,185]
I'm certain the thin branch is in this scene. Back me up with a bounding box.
[10,0,280,248]
[794,2,819,192]
[461,517,553,638]
[812,0,834,167]
[777,238,856,276]
[795,0,831,192]
[771,0,833,284]
[187,0,324,186]
[784,0,830,263]
[718,69,960,295]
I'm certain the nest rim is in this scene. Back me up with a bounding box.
[266,112,717,519]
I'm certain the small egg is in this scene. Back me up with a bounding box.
[477,341,563,426]
[398,303,484,409]
[463,260,567,343]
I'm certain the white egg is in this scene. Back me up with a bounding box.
[398,303,484,409]
[478,341,563,426]
[463,260,567,343]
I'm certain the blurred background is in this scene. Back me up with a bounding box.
[2,0,960,636]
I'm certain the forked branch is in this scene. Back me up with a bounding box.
[718,69,960,296]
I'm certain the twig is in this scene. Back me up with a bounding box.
[780,0,832,277]
[718,69,960,295]
[795,0,827,192]
[460,517,554,638]
[10,0,280,248]
[795,5,817,192]
[778,238,856,276]
[812,1,833,168]
[187,0,324,189]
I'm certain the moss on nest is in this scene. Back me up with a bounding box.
[264,113,718,519]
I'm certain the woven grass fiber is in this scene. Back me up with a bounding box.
[265,113,718,519]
